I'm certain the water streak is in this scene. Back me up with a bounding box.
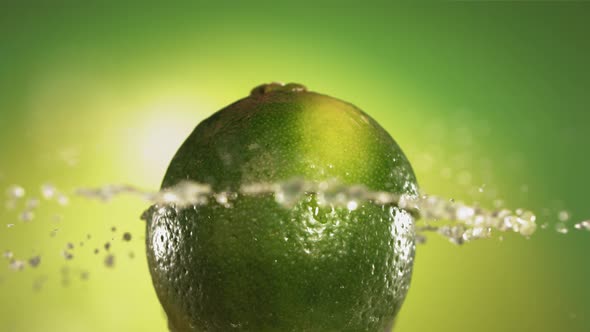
[76,177,538,245]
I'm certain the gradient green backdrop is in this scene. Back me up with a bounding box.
[1,2,589,332]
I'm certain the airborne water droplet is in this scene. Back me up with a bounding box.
[9,260,25,271]
[7,185,25,199]
[3,251,14,260]
[555,223,569,234]
[62,251,74,260]
[41,184,57,200]
[19,211,34,222]
[574,221,590,231]
[104,254,115,268]
[56,194,69,206]
[558,210,570,222]
[28,256,41,268]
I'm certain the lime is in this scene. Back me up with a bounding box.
[146,83,418,332]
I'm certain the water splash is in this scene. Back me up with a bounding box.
[77,177,538,245]
[574,221,590,231]
[2,177,588,284]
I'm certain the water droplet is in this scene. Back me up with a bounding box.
[574,221,590,231]
[3,251,14,260]
[558,210,570,222]
[140,209,151,221]
[19,211,34,222]
[104,254,115,268]
[56,194,69,206]
[555,223,568,234]
[517,217,537,237]
[28,256,41,268]
[456,206,475,220]
[41,184,56,200]
[25,198,40,209]
[214,192,231,207]
[415,234,427,244]
[9,260,25,271]
[7,185,25,199]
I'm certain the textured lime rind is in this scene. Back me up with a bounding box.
[146,84,418,332]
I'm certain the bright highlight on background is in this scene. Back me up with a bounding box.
[129,101,205,181]
[1,3,589,332]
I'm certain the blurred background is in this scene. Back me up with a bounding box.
[1,2,589,332]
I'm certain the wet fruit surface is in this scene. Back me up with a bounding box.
[146,83,419,332]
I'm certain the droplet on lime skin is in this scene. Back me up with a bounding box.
[146,83,418,332]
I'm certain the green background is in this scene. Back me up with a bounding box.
[1,2,589,331]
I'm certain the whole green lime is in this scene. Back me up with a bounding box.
[146,83,418,332]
